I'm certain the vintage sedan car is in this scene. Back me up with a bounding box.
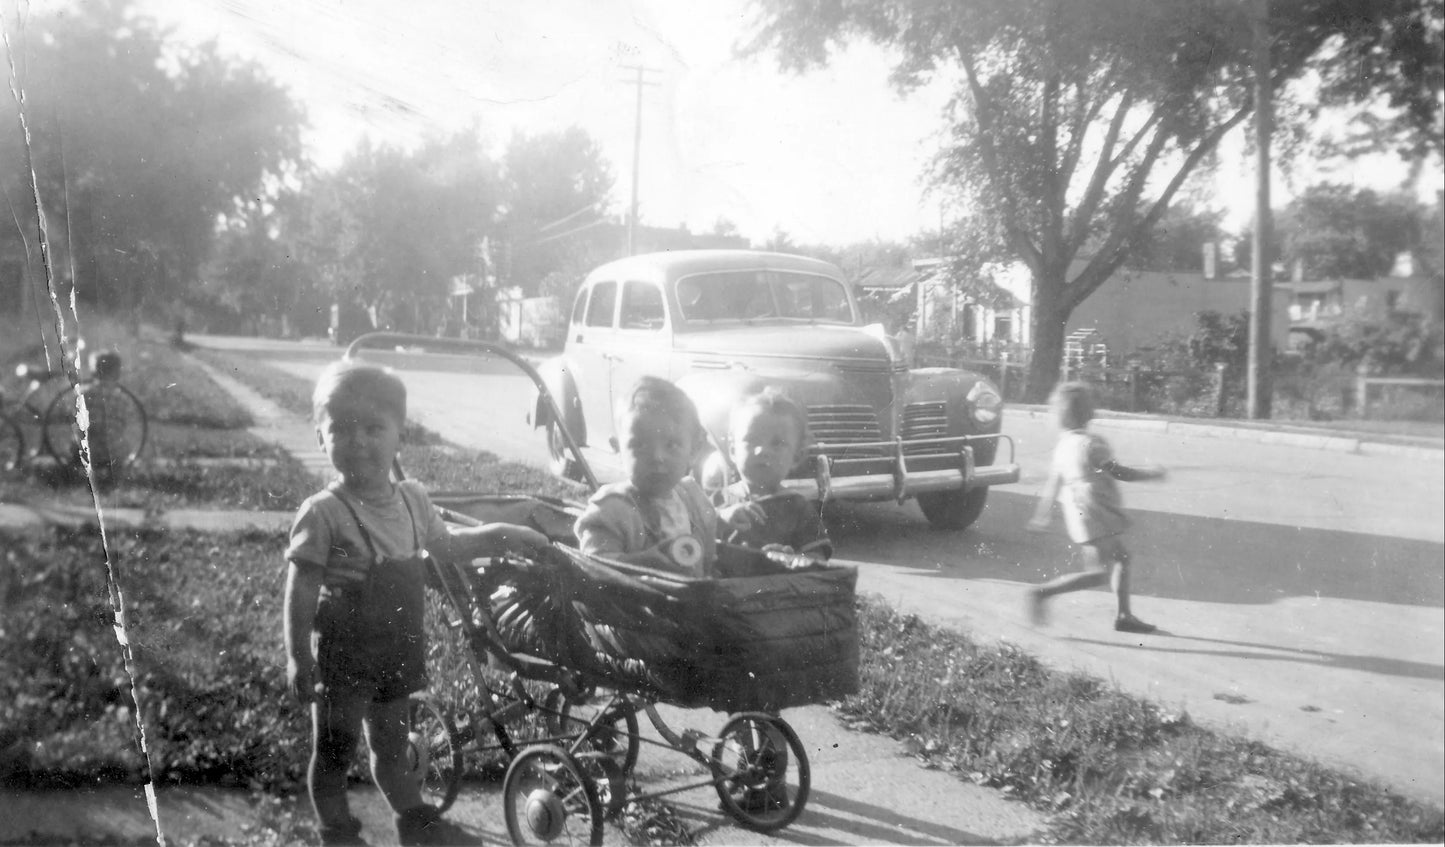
[534,250,1019,529]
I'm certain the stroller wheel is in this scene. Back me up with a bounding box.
[711,713,809,833]
[576,751,628,817]
[503,745,603,846]
[559,696,640,776]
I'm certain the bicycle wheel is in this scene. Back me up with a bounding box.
[0,415,23,471]
[43,381,148,472]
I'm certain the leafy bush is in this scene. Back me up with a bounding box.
[1312,312,1445,377]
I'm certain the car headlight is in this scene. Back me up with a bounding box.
[967,381,1003,426]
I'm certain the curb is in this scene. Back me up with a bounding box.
[1006,406,1444,460]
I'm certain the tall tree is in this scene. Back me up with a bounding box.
[0,0,302,318]
[299,132,500,333]
[745,0,1443,399]
[499,127,614,298]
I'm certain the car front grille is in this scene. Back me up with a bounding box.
[901,402,948,439]
[807,405,882,445]
[804,401,966,463]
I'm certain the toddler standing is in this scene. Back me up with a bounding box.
[1026,381,1165,634]
[574,376,718,576]
[284,360,548,845]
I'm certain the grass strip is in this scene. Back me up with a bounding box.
[841,598,1444,844]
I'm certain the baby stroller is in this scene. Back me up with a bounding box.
[345,334,860,846]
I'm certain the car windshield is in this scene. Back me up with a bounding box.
[674,270,854,324]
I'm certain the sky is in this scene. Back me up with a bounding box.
[122,0,957,246]
[8,0,1439,246]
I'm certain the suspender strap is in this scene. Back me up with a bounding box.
[330,483,422,563]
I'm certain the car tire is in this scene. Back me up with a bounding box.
[916,487,988,530]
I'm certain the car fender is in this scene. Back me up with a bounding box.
[533,357,587,447]
[904,366,1002,464]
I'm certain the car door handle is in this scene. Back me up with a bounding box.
[574,333,584,343]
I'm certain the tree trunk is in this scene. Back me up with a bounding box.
[1023,269,1069,402]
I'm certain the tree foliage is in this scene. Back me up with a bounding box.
[0,0,302,315]
[745,0,1444,400]
[1128,203,1226,272]
[499,127,614,298]
[295,133,500,333]
[1276,183,1426,280]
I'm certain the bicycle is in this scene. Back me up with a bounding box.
[1,356,73,471]
[0,348,149,477]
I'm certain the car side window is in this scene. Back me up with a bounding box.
[619,280,665,330]
[584,280,617,328]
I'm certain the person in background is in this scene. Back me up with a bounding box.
[1026,380,1166,634]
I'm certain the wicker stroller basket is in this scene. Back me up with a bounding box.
[477,544,859,712]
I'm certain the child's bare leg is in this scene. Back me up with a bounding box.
[1035,543,1110,598]
[365,696,425,813]
[1096,536,1154,631]
[1095,536,1132,617]
[311,692,366,831]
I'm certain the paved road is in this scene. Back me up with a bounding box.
[212,336,1445,805]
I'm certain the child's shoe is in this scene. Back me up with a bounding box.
[318,814,364,846]
[1114,614,1156,634]
[396,804,441,846]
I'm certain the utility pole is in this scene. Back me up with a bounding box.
[621,65,660,256]
[1247,0,1274,419]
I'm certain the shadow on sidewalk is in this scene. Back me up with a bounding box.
[833,492,1445,609]
[1063,632,1445,683]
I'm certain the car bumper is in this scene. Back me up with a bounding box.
[782,434,1020,503]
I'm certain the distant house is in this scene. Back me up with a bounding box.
[1065,265,1291,359]
[1282,252,1443,337]
[870,253,1293,363]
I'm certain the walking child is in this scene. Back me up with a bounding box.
[574,376,718,576]
[284,360,549,845]
[715,387,831,565]
[1026,381,1165,634]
